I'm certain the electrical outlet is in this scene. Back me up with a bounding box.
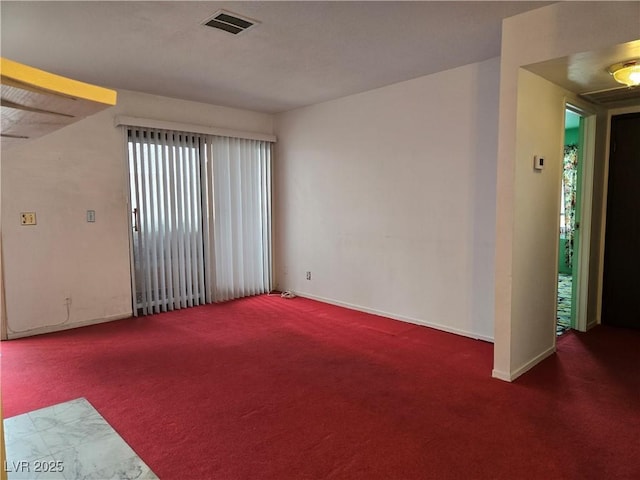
[87,210,96,222]
[64,297,72,306]
[20,212,37,225]
[306,271,311,280]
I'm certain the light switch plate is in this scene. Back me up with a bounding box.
[87,210,96,222]
[21,212,37,225]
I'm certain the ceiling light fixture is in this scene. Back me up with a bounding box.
[608,59,640,87]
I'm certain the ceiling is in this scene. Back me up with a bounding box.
[526,39,640,108]
[1,1,554,114]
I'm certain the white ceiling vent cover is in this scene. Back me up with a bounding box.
[202,10,259,35]
[579,85,640,107]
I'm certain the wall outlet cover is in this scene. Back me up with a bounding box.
[20,212,37,225]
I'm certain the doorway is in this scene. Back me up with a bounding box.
[127,128,209,315]
[601,112,640,328]
[556,104,596,336]
[556,109,582,335]
[125,126,274,316]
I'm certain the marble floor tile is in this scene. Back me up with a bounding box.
[4,431,51,463]
[4,398,157,480]
[52,433,137,479]
[39,415,115,456]
[3,414,38,441]
[28,398,98,432]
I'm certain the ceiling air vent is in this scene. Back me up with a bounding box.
[579,86,640,107]
[202,10,259,35]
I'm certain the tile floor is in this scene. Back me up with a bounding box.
[557,273,572,336]
[3,398,157,480]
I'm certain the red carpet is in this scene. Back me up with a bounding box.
[2,295,639,479]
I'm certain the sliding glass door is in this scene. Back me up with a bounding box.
[128,129,207,314]
[127,127,272,315]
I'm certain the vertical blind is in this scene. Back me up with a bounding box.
[127,127,272,315]
[211,137,272,302]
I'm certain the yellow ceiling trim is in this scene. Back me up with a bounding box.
[0,57,117,106]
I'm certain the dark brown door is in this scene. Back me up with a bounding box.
[602,112,640,328]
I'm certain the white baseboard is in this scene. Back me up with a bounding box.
[491,369,512,382]
[6,312,132,340]
[502,345,556,382]
[294,291,494,343]
[586,320,598,331]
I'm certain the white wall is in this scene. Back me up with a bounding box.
[2,90,273,338]
[274,58,499,341]
[493,1,640,380]
[510,69,567,376]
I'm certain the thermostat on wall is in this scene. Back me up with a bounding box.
[534,155,545,170]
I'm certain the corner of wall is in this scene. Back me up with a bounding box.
[494,0,640,381]
[2,90,275,338]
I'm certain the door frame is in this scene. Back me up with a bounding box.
[121,126,139,317]
[562,99,597,333]
[596,105,640,325]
